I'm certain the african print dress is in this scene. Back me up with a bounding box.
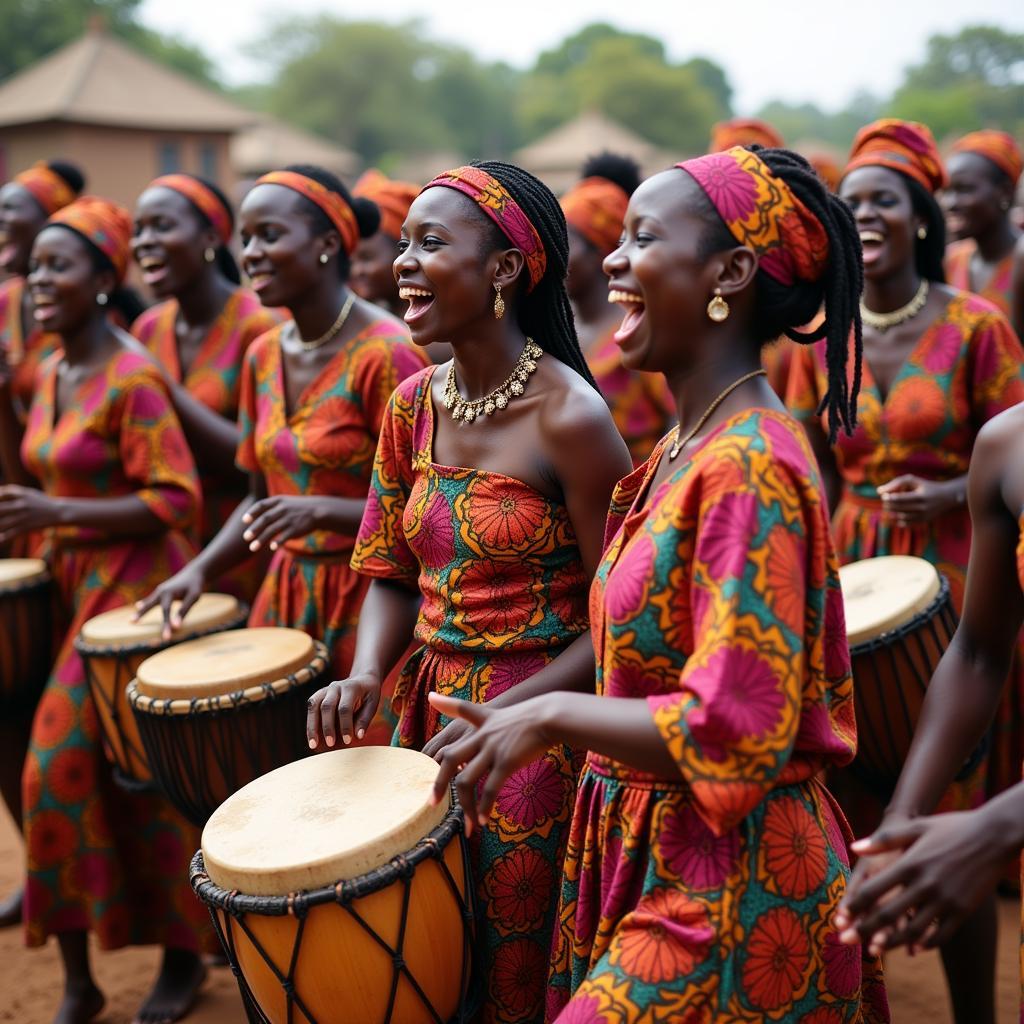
[0,276,60,421]
[787,292,1024,812]
[351,365,588,1024]
[548,408,888,1023]
[236,318,427,743]
[945,239,1015,319]
[586,328,675,467]
[20,348,213,952]
[132,289,279,601]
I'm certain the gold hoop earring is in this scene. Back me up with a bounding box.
[706,289,729,323]
[493,283,505,320]
[204,247,216,263]
[917,226,928,240]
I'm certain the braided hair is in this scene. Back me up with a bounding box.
[580,152,642,196]
[471,160,598,389]
[695,146,864,442]
[283,164,380,281]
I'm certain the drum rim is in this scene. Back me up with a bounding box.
[189,801,465,915]
[73,600,249,656]
[127,641,328,715]
[0,565,51,592]
[847,574,951,656]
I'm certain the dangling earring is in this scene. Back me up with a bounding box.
[493,283,505,320]
[917,226,928,240]
[706,288,729,323]
[319,253,329,265]
[204,247,216,263]
[96,293,108,306]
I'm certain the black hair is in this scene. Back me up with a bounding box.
[580,152,642,197]
[471,160,598,389]
[46,160,86,196]
[903,175,946,284]
[165,173,241,285]
[692,146,864,443]
[282,164,379,281]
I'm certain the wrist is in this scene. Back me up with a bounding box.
[944,478,967,511]
[535,691,566,747]
[51,496,71,527]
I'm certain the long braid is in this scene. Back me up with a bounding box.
[472,160,599,390]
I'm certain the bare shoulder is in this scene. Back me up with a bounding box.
[973,404,1024,512]
[534,355,616,431]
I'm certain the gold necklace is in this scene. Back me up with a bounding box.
[861,280,929,333]
[668,369,767,461]
[293,292,355,352]
[443,339,543,422]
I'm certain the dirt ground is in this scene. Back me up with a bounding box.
[0,807,1019,1022]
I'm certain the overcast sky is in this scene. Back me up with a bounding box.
[140,0,1024,113]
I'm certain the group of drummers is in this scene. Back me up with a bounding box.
[0,113,1023,1024]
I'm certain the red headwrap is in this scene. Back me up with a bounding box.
[255,171,360,255]
[48,197,133,282]
[148,174,233,244]
[951,130,1023,187]
[422,166,547,291]
[561,177,629,255]
[709,118,784,154]
[353,169,419,241]
[677,147,829,285]
[13,163,76,216]
[844,119,947,194]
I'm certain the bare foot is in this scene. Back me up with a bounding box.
[133,949,206,1024]
[0,886,22,928]
[53,982,105,1024]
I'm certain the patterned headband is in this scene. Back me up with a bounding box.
[844,118,947,195]
[561,177,629,256]
[14,163,76,216]
[255,171,359,255]
[422,166,547,291]
[48,196,133,282]
[149,174,233,244]
[677,147,830,285]
[951,130,1023,187]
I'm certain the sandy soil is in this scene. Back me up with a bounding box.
[0,803,1019,1022]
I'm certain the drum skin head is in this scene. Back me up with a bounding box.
[80,593,241,646]
[0,558,48,587]
[135,626,313,700]
[202,748,451,895]
[839,555,941,646]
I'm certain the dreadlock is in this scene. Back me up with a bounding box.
[693,146,864,443]
[282,164,380,281]
[471,160,599,390]
[580,152,642,196]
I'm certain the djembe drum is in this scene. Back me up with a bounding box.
[190,747,475,1024]
[75,594,247,788]
[0,558,52,708]
[839,555,966,795]
[128,627,329,826]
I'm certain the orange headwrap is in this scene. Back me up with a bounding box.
[561,177,629,255]
[353,169,419,241]
[951,130,1023,187]
[148,174,233,244]
[255,171,360,255]
[844,118,947,194]
[13,162,76,216]
[710,118,784,154]
[808,153,842,193]
[677,147,829,285]
[48,197,133,282]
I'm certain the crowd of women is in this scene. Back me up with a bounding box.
[0,110,1022,1024]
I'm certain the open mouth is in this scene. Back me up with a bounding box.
[858,230,885,265]
[608,288,646,345]
[399,286,435,325]
[31,295,58,324]
[247,271,275,294]
[137,255,170,285]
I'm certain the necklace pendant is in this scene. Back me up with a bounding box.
[495,393,508,409]
[464,406,476,422]
[510,379,524,396]
[443,391,455,410]
[452,403,464,420]
[484,401,496,416]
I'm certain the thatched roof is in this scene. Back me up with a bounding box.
[232,117,359,179]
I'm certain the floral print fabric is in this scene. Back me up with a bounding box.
[351,365,587,1024]
[0,276,60,421]
[20,349,212,951]
[548,409,888,1023]
[944,240,1015,319]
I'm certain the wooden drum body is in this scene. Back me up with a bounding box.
[128,627,329,826]
[191,748,474,1024]
[0,559,53,708]
[75,594,247,788]
[840,556,959,795]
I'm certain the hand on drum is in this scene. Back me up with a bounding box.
[242,496,321,552]
[0,485,58,543]
[133,564,206,641]
[421,717,474,759]
[836,810,1006,955]
[878,475,963,526]
[306,674,382,748]
[427,692,553,837]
